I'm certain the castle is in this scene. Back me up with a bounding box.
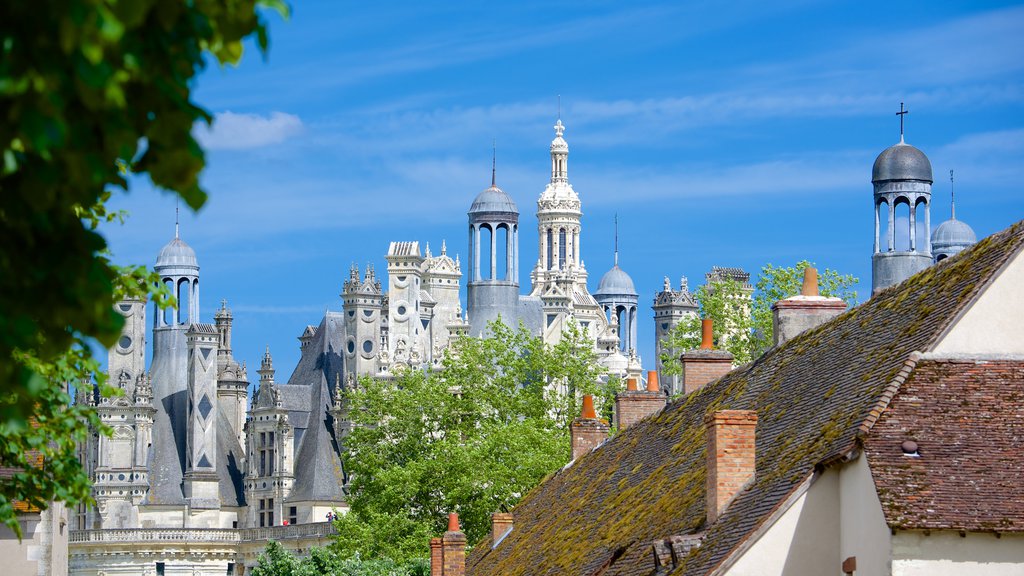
[62,116,978,575]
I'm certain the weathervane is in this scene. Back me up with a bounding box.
[896,102,909,143]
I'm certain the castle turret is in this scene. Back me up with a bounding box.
[215,300,248,447]
[871,104,933,294]
[652,277,698,396]
[467,156,520,336]
[594,238,638,354]
[342,264,384,377]
[386,242,426,366]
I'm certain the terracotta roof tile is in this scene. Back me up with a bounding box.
[865,358,1024,532]
[465,220,1024,575]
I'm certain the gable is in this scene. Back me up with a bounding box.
[931,246,1024,356]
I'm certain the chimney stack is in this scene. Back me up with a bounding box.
[705,410,757,524]
[491,512,513,546]
[680,319,734,395]
[571,395,609,460]
[771,267,846,347]
[614,371,667,431]
[431,513,466,576]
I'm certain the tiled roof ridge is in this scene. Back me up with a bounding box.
[855,352,922,441]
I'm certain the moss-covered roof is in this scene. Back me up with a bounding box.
[466,220,1024,576]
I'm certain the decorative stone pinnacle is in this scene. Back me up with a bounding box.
[554,119,564,138]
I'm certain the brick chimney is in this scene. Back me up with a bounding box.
[492,512,513,545]
[680,319,734,394]
[614,371,667,430]
[705,410,757,524]
[431,513,466,576]
[571,395,609,460]
[771,267,847,347]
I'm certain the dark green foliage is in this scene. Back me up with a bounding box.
[251,541,427,576]
[0,0,285,535]
[337,321,610,563]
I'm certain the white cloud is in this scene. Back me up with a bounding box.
[195,111,304,151]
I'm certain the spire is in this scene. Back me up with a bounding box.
[441,239,447,256]
[950,169,956,220]
[175,198,180,239]
[613,214,619,267]
[258,346,275,383]
[491,140,497,188]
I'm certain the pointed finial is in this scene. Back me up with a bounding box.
[441,239,447,255]
[492,139,497,188]
[175,198,180,239]
[554,118,564,138]
[950,169,956,220]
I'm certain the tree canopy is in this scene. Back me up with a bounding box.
[334,321,614,563]
[659,261,858,370]
[0,0,284,534]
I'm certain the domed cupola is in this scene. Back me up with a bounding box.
[872,143,933,184]
[594,221,639,354]
[466,151,520,337]
[871,103,934,295]
[932,170,977,262]
[154,217,200,327]
[156,237,199,272]
[595,265,637,297]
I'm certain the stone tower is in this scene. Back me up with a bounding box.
[871,110,932,294]
[342,263,384,377]
[386,242,425,365]
[652,277,699,396]
[423,242,463,351]
[215,300,248,447]
[148,227,200,506]
[93,297,155,529]
[467,159,520,336]
[529,118,606,344]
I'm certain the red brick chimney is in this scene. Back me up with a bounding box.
[771,267,846,347]
[571,395,609,460]
[491,512,513,546]
[705,410,757,524]
[680,319,734,394]
[431,513,466,576]
[614,371,667,430]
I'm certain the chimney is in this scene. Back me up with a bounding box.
[571,395,609,460]
[491,512,513,546]
[705,410,757,524]
[680,319,734,395]
[431,513,466,576]
[771,267,847,347]
[614,371,667,430]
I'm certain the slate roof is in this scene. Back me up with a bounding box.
[282,311,348,504]
[865,358,1024,532]
[466,220,1024,576]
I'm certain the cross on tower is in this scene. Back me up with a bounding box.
[896,102,909,142]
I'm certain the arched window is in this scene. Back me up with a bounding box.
[914,197,928,253]
[546,229,554,270]
[877,197,891,252]
[481,224,493,280]
[162,278,173,326]
[496,224,509,280]
[177,278,191,324]
[558,228,567,269]
[894,197,911,251]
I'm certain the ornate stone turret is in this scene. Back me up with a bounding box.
[245,347,295,528]
[342,263,385,378]
[652,276,698,396]
[215,300,248,446]
[386,242,426,367]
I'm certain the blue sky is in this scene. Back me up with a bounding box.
[104,0,1024,382]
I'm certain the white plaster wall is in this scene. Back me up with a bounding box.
[839,455,892,576]
[932,247,1024,356]
[0,514,43,576]
[892,531,1024,576]
[725,471,840,576]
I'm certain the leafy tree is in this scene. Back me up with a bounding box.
[336,321,610,563]
[250,541,427,576]
[659,261,858,371]
[0,0,285,533]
